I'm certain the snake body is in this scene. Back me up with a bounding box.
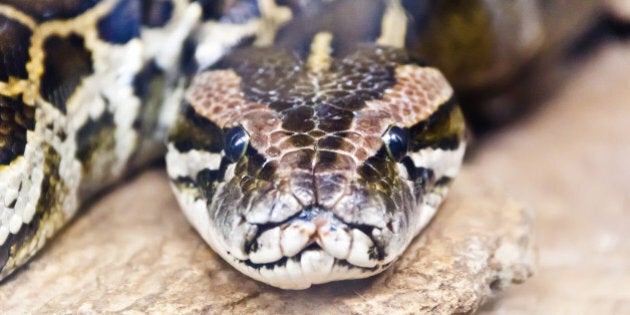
[0,0,598,289]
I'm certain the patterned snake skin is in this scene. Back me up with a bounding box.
[0,0,469,289]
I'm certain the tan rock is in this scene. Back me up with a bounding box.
[0,167,534,314]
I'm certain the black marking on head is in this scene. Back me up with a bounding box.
[435,176,452,187]
[241,243,380,272]
[242,145,267,178]
[335,260,381,272]
[282,106,315,132]
[196,0,260,23]
[359,149,398,196]
[1,0,100,22]
[213,44,407,144]
[171,160,231,203]
[40,34,94,114]
[241,256,289,271]
[0,15,31,81]
[400,161,435,202]
[0,95,35,165]
[408,96,462,151]
[169,103,223,153]
[196,167,220,201]
[97,0,141,44]
[140,0,173,27]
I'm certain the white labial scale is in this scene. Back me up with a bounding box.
[285,256,305,287]
[317,222,352,260]
[259,262,299,289]
[347,229,377,268]
[280,220,314,257]
[249,226,282,263]
[165,144,222,179]
[300,250,335,287]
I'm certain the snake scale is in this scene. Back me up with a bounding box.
[0,0,600,289]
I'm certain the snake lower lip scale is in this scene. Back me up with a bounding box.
[0,0,466,290]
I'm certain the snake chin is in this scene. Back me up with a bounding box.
[234,246,390,290]
[225,206,403,289]
[171,184,405,289]
[224,210,407,289]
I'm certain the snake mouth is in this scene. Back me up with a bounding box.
[236,205,390,268]
[237,243,384,272]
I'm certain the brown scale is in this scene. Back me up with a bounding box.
[187,44,457,223]
[0,95,35,165]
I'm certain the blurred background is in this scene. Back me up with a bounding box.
[466,0,630,312]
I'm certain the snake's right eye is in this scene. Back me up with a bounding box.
[224,125,249,161]
[382,125,408,161]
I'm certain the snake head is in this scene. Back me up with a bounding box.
[166,45,466,289]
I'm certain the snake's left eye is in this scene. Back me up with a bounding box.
[224,125,249,161]
[382,126,408,161]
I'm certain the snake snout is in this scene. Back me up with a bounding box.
[246,206,381,269]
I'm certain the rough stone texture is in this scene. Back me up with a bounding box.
[0,39,628,315]
[477,42,630,314]
[0,167,533,314]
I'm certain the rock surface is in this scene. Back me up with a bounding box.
[0,168,534,314]
[1,34,629,315]
[477,41,630,314]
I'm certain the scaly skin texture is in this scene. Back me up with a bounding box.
[0,0,597,288]
[166,43,466,289]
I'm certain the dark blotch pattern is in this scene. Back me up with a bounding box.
[0,95,35,165]
[196,0,260,23]
[40,34,94,113]
[0,15,31,81]
[400,161,435,202]
[409,97,464,151]
[97,0,141,44]
[75,107,115,165]
[1,0,100,22]
[140,0,173,27]
[169,103,223,153]
[212,44,407,163]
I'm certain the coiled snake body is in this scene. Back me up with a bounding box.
[1,0,471,289]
